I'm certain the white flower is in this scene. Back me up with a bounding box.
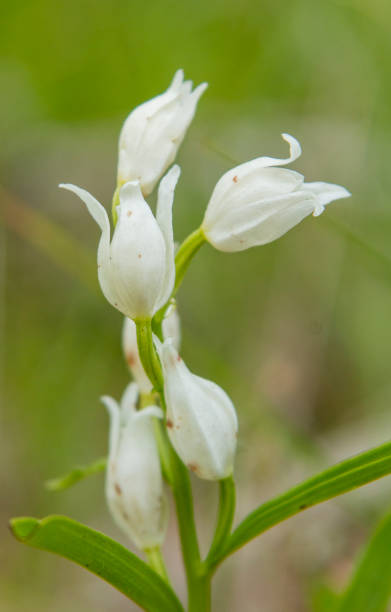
[59,165,180,320]
[118,69,207,196]
[202,134,351,252]
[122,307,181,393]
[102,383,168,550]
[157,339,238,481]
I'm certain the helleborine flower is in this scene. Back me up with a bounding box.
[118,69,207,196]
[122,307,181,393]
[157,339,238,481]
[102,383,168,550]
[59,165,180,320]
[202,134,351,252]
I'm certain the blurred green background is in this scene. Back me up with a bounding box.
[2,0,391,610]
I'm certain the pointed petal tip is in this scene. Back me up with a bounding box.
[192,82,208,100]
[171,69,184,89]
[58,182,77,191]
[119,179,143,201]
[166,163,181,182]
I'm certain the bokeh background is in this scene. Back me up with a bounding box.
[2,0,391,610]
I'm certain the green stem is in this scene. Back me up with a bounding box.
[135,319,164,393]
[154,227,206,327]
[158,420,206,608]
[136,321,207,608]
[205,476,236,571]
[144,546,171,584]
[188,572,212,612]
[174,227,206,294]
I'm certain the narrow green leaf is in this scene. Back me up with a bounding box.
[219,440,391,563]
[10,515,183,612]
[45,457,107,491]
[337,510,391,612]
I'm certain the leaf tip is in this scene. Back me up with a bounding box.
[10,517,40,542]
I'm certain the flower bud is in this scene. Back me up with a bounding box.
[102,383,168,550]
[157,339,238,480]
[59,165,180,320]
[118,69,207,196]
[202,134,350,252]
[122,307,181,393]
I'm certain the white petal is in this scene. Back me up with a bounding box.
[160,340,237,480]
[155,165,180,309]
[59,183,110,237]
[117,71,206,196]
[203,167,304,230]
[119,382,139,426]
[110,404,168,548]
[206,191,318,252]
[59,183,115,298]
[101,395,121,459]
[162,306,181,350]
[108,181,167,318]
[169,68,184,91]
[303,181,351,215]
[259,133,302,168]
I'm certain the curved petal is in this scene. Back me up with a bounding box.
[259,133,302,168]
[155,165,181,309]
[59,183,110,238]
[303,181,351,215]
[59,183,114,298]
[59,182,111,264]
[101,395,120,459]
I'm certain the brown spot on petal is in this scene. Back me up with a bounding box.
[166,419,173,429]
[115,483,122,495]
[122,511,129,520]
[126,352,136,367]
[138,253,142,259]
[177,354,181,362]
[233,175,238,183]
[188,463,200,474]
[127,210,132,217]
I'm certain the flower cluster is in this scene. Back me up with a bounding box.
[60,70,350,552]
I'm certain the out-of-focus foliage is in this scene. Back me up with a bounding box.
[2,0,391,610]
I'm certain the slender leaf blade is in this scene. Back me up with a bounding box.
[337,511,391,612]
[220,441,391,562]
[10,515,183,612]
[45,457,107,491]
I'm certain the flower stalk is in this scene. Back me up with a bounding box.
[135,319,164,393]
[154,227,206,329]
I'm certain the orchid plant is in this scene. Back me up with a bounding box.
[11,70,391,612]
